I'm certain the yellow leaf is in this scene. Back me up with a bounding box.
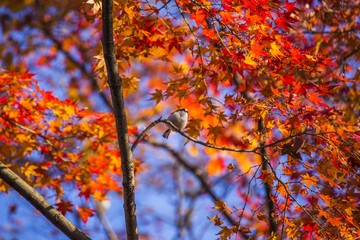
[19,98,35,109]
[265,119,275,129]
[257,212,267,221]
[217,226,233,239]
[344,206,355,216]
[22,163,40,180]
[286,224,300,239]
[213,200,232,215]
[342,125,360,132]
[277,183,288,198]
[209,215,223,226]
[8,109,19,119]
[122,76,139,91]
[16,133,30,142]
[231,152,257,173]
[188,145,199,157]
[277,121,289,135]
[64,105,75,119]
[122,76,140,97]
[123,6,135,23]
[149,47,168,58]
[206,157,225,176]
[268,231,277,240]
[85,0,102,14]
[244,54,257,67]
[314,39,323,55]
[269,42,284,58]
[301,173,318,188]
[227,163,234,173]
[0,184,8,192]
[305,54,316,61]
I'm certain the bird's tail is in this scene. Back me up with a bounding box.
[162,129,171,139]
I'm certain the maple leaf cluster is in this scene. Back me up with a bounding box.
[0,0,359,239]
[0,71,142,223]
[90,0,359,238]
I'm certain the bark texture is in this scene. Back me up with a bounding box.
[101,0,139,239]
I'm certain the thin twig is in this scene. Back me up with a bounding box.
[280,194,289,239]
[94,200,119,240]
[131,117,163,152]
[0,116,70,162]
[144,138,240,227]
[37,14,112,110]
[131,118,316,155]
[131,118,253,153]
[265,158,323,230]
[238,164,262,224]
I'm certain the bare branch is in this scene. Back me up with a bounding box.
[0,116,70,162]
[0,162,91,240]
[131,118,254,153]
[280,194,289,239]
[131,118,317,155]
[131,117,163,152]
[36,11,113,110]
[144,138,240,227]
[94,200,119,240]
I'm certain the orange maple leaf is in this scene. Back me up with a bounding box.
[190,10,206,26]
[301,173,318,188]
[77,206,96,224]
[206,157,226,176]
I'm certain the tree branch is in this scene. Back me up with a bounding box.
[0,116,71,162]
[94,200,119,240]
[44,29,113,109]
[131,117,163,152]
[265,158,323,230]
[131,117,314,155]
[143,138,240,227]
[131,118,254,153]
[258,118,277,235]
[0,161,91,240]
[34,0,112,110]
[101,0,138,239]
[280,194,289,239]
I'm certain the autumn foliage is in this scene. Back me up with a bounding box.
[0,0,359,239]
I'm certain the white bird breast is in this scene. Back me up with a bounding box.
[167,110,188,130]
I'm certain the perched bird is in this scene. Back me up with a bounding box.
[163,108,188,139]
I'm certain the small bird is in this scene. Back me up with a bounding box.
[163,108,188,139]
